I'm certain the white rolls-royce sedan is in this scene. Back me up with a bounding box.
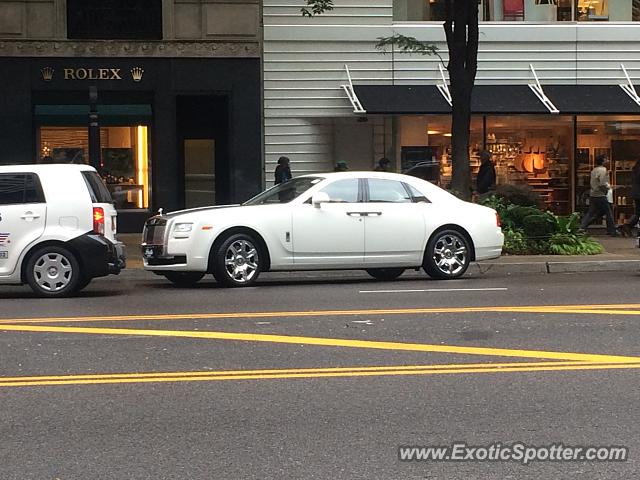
[141,172,504,287]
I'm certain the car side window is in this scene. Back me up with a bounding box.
[0,174,25,205]
[0,173,45,205]
[24,174,46,203]
[367,179,412,203]
[405,183,431,203]
[319,179,359,203]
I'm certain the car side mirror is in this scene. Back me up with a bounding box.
[312,191,331,208]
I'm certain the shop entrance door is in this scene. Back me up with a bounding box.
[184,139,215,208]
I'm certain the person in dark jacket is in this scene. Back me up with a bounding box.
[476,150,496,195]
[618,158,640,237]
[274,156,292,185]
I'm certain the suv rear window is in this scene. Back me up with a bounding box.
[0,173,46,205]
[82,171,113,204]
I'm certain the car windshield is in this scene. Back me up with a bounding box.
[243,177,324,205]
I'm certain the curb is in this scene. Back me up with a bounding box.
[546,259,640,273]
[469,262,548,275]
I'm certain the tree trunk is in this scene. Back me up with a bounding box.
[450,87,472,198]
[443,0,479,201]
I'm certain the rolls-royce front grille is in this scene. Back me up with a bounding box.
[143,217,167,245]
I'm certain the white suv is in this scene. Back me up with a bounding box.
[0,164,126,297]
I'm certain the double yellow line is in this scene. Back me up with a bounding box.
[1,303,640,326]
[3,361,640,388]
[1,303,639,388]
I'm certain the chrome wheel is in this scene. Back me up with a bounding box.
[223,238,259,284]
[424,229,471,280]
[33,252,74,292]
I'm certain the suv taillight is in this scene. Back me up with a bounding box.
[93,207,105,235]
[496,212,501,228]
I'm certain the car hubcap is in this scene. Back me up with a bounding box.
[224,239,259,283]
[432,233,467,276]
[33,253,73,292]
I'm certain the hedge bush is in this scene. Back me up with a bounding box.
[480,195,603,255]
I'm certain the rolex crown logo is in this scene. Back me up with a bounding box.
[41,66,54,81]
[131,67,144,82]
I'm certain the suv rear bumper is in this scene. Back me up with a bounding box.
[69,233,127,279]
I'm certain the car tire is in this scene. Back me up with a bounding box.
[212,233,262,287]
[25,245,81,298]
[163,271,205,286]
[365,268,405,281]
[423,229,471,280]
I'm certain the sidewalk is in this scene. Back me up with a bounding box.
[119,233,640,275]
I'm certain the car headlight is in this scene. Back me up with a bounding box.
[172,222,193,238]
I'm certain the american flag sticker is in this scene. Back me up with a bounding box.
[0,233,9,245]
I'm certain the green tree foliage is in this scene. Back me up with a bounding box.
[301,0,334,16]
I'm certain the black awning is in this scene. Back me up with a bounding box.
[353,85,451,114]
[352,84,640,115]
[471,85,550,114]
[544,85,640,114]
[353,85,548,114]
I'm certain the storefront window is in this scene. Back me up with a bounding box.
[39,125,150,210]
[576,116,640,225]
[396,115,483,189]
[486,115,573,214]
[394,0,640,22]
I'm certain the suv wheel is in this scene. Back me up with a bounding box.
[212,233,262,287]
[163,271,205,286]
[423,229,470,280]
[366,268,405,281]
[26,246,81,297]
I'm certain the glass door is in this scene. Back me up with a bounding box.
[184,139,215,208]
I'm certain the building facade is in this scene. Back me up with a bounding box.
[263,0,640,223]
[0,0,262,231]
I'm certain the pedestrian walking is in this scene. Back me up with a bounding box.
[618,158,640,237]
[476,150,496,195]
[374,157,391,172]
[581,154,617,236]
[274,156,292,185]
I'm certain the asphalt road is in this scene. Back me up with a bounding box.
[1,269,639,479]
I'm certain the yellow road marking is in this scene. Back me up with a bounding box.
[1,303,640,325]
[0,361,597,382]
[2,361,640,387]
[1,323,639,363]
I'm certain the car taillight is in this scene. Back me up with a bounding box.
[496,212,501,227]
[93,207,105,235]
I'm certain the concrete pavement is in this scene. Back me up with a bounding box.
[119,232,640,275]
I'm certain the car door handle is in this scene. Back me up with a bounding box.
[346,212,382,217]
[21,212,40,220]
